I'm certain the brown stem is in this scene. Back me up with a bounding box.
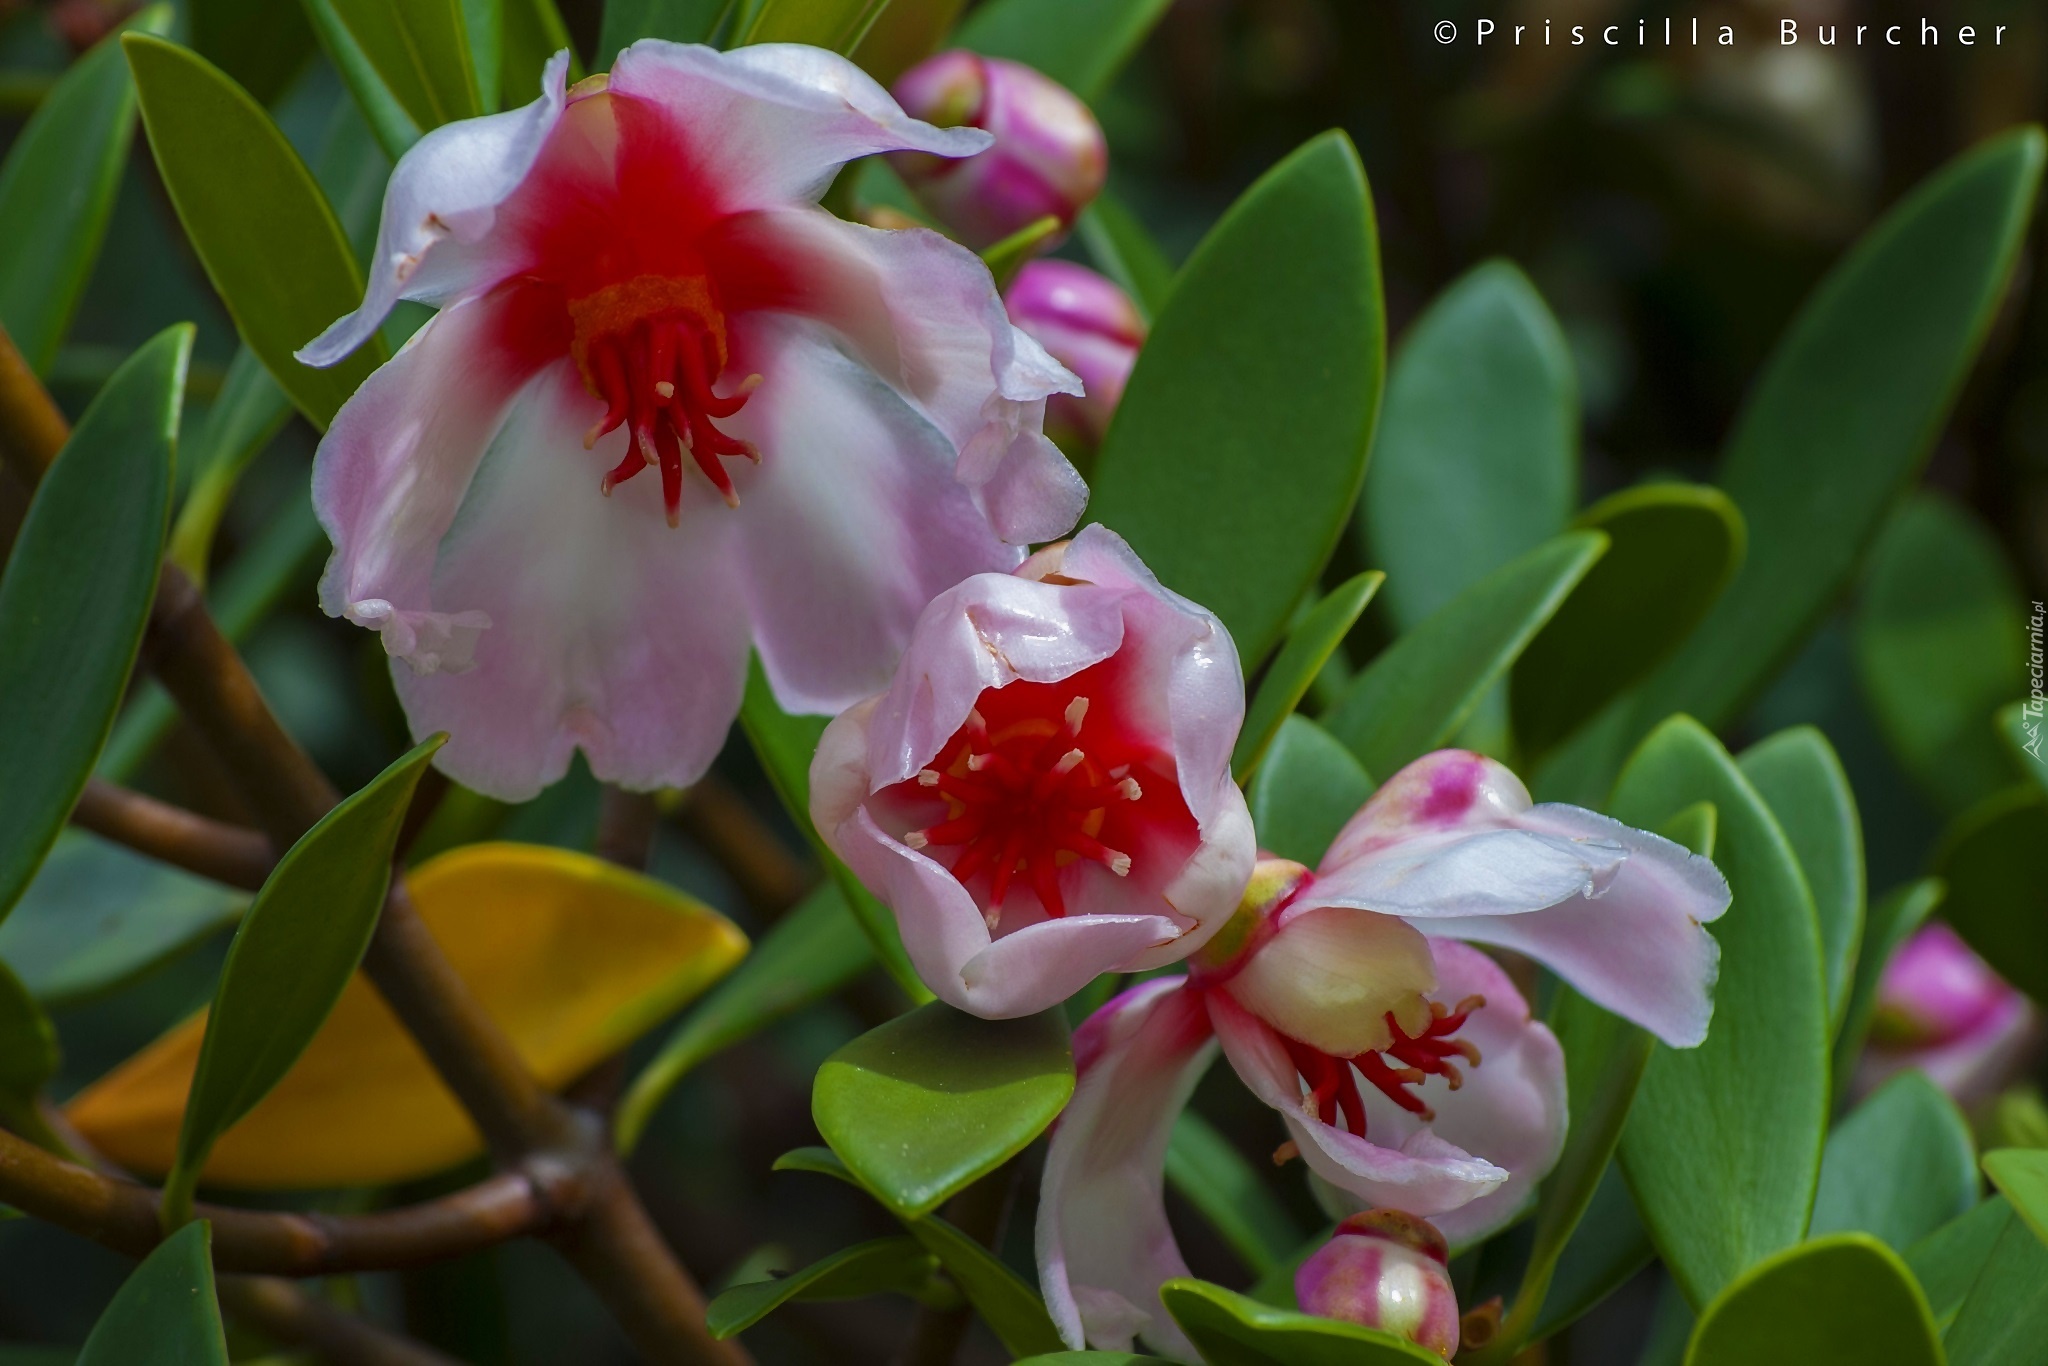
[596,786,662,872]
[894,1167,1018,1366]
[672,773,812,915]
[218,1276,465,1366]
[0,325,67,482]
[70,777,273,890]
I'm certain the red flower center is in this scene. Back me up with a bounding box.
[1279,996,1486,1136]
[570,274,760,523]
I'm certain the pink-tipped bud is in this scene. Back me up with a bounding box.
[1858,922,2039,1105]
[1295,1210,1460,1360]
[889,51,1108,250]
[1005,260,1146,446]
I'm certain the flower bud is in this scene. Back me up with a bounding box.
[1295,1209,1460,1359]
[1871,923,2017,1048]
[889,51,1108,250]
[1005,260,1146,447]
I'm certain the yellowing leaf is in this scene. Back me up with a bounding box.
[67,842,745,1188]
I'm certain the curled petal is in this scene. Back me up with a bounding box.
[1037,979,1216,1355]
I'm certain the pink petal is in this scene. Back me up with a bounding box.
[1132,778,1256,969]
[1858,993,2041,1108]
[1037,979,1216,1355]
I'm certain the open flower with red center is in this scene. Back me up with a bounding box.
[1036,754,1731,1356]
[298,42,1089,799]
[809,525,1255,1017]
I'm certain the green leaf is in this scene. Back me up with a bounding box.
[596,0,732,64]
[1246,716,1373,867]
[1738,726,1864,1030]
[1831,878,1944,1107]
[192,0,317,104]
[742,0,890,51]
[615,880,873,1154]
[126,34,384,430]
[850,0,968,86]
[1324,531,1606,780]
[706,1237,939,1337]
[956,0,1174,102]
[1077,193,1174,321]
[1088,131,1382,668]
[1682,1234,1941,1366]
[161,737,444,1224]
[1164,1112,1304,1277]
[1235,573,1381,782]
[0,959,58,1144]
[980,215,1062,290]
[501,0,579,98]
[905,1212,1065,1357]
[166,348,293,582]
[1360,259,1577,634]
[1935,785,2048,1003]
[812,999,1072,1218]
[1856,493,2030,814]
[0,8,171,374]
[76,1222,227,1366]
[1158,1278,1447,1365]
[1984,1148,2048,1248]
[1945,1211,2048,1366]
[322,0,480,130]
[1906,1197,2012,1330]
[0,326,186,924]
[460,0,502,112]
[1810,1072,1976,1249]
[1526,1162,1653,1341]
[1512,484,1744,759]
[301,0,425,159]
[2001,702,2048,796]
[1612,716,1827,1308]
[0,833,244,1008]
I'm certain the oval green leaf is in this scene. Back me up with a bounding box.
[905,1212,1065,1356]
[1810,1072,1976,1250]
[1934,785,2048,1004]
[707,1236,938,1338]
[1984,1148,2048,1248]
[812,999,1073,1219]
[1738,726,1864,1029]
[76,1221,227,1366]
[1906,1196,2012,1330]
[1088,131,1382,669]
[742,0,890,51]
[1324,531,1606,780]
[1683,1234,1941,1366]
[1246,715,1374,867]
[0,325,186,923]
[161,736,444,1224]
[1158,1277,1447,1366]
[1612,716,1827,1308]
[1234,572,1381,782]
[0,959,58,1147]
[956,0,1175,102]
[125,34,383,429]
[1946,1210,2048,1366]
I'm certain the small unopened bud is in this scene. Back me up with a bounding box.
[1005,260,1146,447]
[1295,1210,1460,1360]
[889,51,1108,250]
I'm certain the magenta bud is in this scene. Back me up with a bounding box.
[889,51,1108,250]
[1295,1210,1460,1360]
[1872,923,2018,1048]
[1004,260,1146,446]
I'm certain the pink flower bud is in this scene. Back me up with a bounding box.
[1295,1210,1461,1360]
[1005,260,1146,446]
[889,51,1108,250]
[1860,923,2039,1105]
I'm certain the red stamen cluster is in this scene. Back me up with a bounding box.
[904,695,1144,927]
[1279,996,1486,1136]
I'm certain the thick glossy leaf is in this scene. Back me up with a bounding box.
[1527,1162,1653,1341]
[1159,1278,1446,1365]
[2002,702,2048,795]
[161,738,443,1220]
[301,0,423,158]
[70,842,746,1187]
[75,1222,226,1366]
[742,0,889,51]
[0,960,57,1141]
[1906,1197,2012,1329]
[166,348,292,581]
[126,34,384,428]
[1946,1212,2048,1366]
[1739,727,1864,1029]
[1088,132,1382,668]
[1810,1072,1975,1249]
[191,0,315,103]
[323,0,480,130]
[1856,493,2030,814]
[956,0,1174,102]
[707,1237,938,1337]
[1234,573,1381,782]
[1165,1112,1304,1277]
[1513,485,1743,759]
[0,8,170,373]
[1360,260,1577,634]
[1613,717,1827,1308]
[0,326,185,923]
[1683,1235,1941,1366]
[1324,531,1606,779]
[1984,1148,2048,1247]
[813,999,1072,1218]
[1832,878,1943,1105]
[616,879,872,1153]
[1077,193,1174,320]
[597,0,732,63]
[1246,716,1374,867]
[1935,786,2048,1004]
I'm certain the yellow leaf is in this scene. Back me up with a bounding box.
[67,842,747,1188]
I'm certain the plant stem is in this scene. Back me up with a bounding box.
[895,1166,1018,1366]
[218,1275,465,1366]
[70,777,274,889]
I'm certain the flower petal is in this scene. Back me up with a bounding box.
[299,53,571,366]
[1131,777,1257,969]
[1858,994,2041,1107]
[1037,978,1216,1356]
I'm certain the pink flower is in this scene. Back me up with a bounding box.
[809,525,1255,1018]
[888,51,1108,249]
[1005,260,1145,447]
[1296,1210,1461,1360]
[297,42,1088,800]
[1036,751,1731,1355]
[1857,922,2039,1106]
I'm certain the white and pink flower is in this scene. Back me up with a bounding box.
[1004,260,1145,448]
[809,525,1256,1018]
[299,41,1089,799]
